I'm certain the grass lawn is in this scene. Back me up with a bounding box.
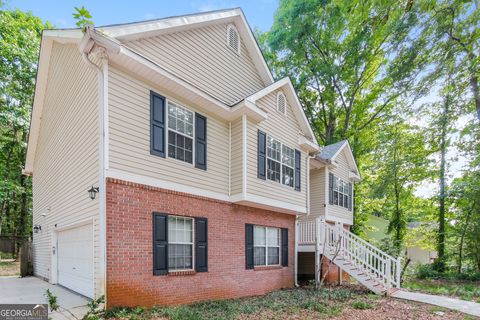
[403,279,480,303]
[0,259,19,276]
[89,285,469,320]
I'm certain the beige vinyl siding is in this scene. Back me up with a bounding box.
[125,23,265,105]
[32,43,101,294]
[108,66,230,195]
[326,149,354,224]
[230,117,243,196]
[246,90,307,209]
[309,168,327,216]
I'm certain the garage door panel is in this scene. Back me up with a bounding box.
[57,223,94,298]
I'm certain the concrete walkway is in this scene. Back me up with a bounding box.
[0,276,90,319]
[392,289,480,317]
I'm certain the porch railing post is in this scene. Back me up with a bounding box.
[396,256,402,288]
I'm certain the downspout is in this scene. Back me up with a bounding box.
[81,28,108,301]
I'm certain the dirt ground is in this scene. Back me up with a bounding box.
[235,299,471,320]
[0,259,20,276]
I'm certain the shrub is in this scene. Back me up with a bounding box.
[415,264,443,280]
[45,289,59,312]
[351,300,374,310]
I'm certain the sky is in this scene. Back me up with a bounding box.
[5,0,278,31]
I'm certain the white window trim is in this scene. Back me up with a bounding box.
[332,175,352,211]
[168,215,195,272]
[254,225,281,267]
[276,92,287,115]
[266,135,295,188]
[167,99,195,166]
[226,24,241,55]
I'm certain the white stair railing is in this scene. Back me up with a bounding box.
[319,220,401,292]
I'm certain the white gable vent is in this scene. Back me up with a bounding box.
[227,24,240,54]
[277,92,287,115]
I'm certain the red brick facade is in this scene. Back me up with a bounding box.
[106,178,295,308]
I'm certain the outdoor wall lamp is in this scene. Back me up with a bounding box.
[88,186,99,200]
[33,224,42,233]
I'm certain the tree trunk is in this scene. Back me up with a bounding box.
[470,75,480,122]
[17,130,29,238]
[457,204,473,274]
[437,95,449,271]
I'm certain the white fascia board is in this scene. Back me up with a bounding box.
[24,36,53,175]
[310,157,327,170]
[102,9,241,40]
[43,29,83,43]
[113,45,231,114]
[298,135,320,153]
[235,11,274,85]
[349,171,361,182]
[229,100,267,122]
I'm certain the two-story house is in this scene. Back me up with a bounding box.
[25,8,401,308]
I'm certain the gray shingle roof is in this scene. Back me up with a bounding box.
[316,140,347,161]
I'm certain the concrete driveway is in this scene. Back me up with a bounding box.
[0,276,90,319]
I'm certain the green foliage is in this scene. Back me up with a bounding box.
[351,300,374,310]
[83,295,105,320]
[73,6,93,30]
[45,289,59,312]
[404,278,480,302]
[0,6,45,237]
[100,287,371,319]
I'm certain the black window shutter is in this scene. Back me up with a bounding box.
[329,173,334,205]
[195,217,208,272]
[245,224,254,269]
[150,91,166,158]
[153,212,168,275]
[257,130,266,180]
[281,228,288,267]
[195,113,207,170]
[294,150,301,191]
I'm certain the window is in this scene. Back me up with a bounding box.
[254,226,280,266]
[168,101,194,164]
[227,24,240,54]
[329,173,353,211]
[277,92,286,115]
[267,135,295,187]
[167,216,193,271]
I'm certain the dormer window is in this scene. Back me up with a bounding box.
[227,24,240,54]
[277,92,286,115]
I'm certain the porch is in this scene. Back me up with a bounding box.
[296,218,402,295]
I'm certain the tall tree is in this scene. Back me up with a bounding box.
[0,6,46,236]
[423,0,480,121]
[370,118,433,254]
[261,0,428,147]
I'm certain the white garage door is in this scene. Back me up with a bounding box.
[57,223,94,298]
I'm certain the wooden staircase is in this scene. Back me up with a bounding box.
[300,219,401,295]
